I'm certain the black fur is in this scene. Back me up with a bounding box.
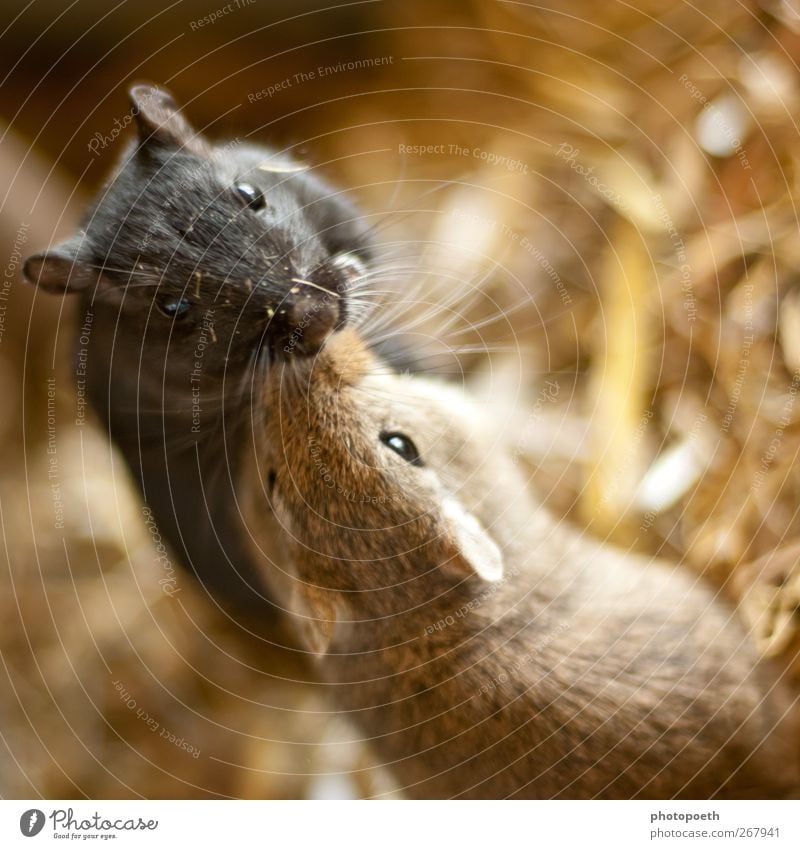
[24,85,372,625]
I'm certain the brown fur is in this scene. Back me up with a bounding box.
[240,328,800,799]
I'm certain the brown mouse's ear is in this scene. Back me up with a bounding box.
[439,496,504,583]
[129,83,207,156]
[289,582,342,657]
[23,238,97,294]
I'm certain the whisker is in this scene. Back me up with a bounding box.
[291,277,341,297]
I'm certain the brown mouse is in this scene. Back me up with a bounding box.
[239,321,800,799]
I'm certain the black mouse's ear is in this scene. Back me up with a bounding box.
[23,238,97,294]
[129,83,207,156]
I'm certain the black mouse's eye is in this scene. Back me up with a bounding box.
[266,470,276,496]
[331,251,367,286]
[380,431,423,466]
[234,182,266,211]
[158,296,192,320]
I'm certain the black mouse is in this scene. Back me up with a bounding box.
[23,84,373,626]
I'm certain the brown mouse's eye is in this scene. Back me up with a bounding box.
[234,182,266,211]
[380,431,423,467]
[158,296,192,320]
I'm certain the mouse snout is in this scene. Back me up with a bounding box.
[285,284,341,355]
[261,276,342,358]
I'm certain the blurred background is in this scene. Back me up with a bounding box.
[3,0,800,797]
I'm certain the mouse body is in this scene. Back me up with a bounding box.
[24,85,372,621]
[241,327,800,798]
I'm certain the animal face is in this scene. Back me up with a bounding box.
[245,329,506,654]
[23,85,372,384]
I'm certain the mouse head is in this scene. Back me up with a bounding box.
[242,328,508,655]
[23,84,371,389]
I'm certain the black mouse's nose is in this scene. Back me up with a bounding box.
[254,253,353,358]
[264,279,342,358]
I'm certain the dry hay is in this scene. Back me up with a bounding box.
[3,0,800,797]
